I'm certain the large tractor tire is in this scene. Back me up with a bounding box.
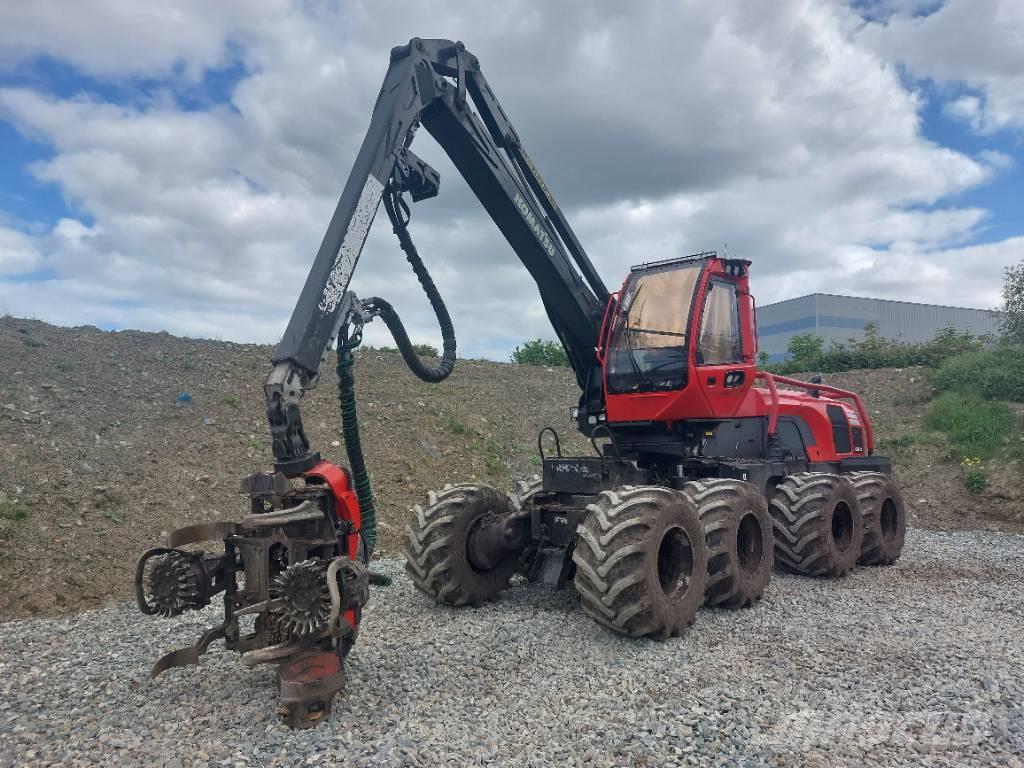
[572,486,708,639]
[404,483,520,606]
[769,473,863,577]
[682,479,773,608]
[847,472,906,566]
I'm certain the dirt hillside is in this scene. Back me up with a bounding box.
[2,316,1022,620]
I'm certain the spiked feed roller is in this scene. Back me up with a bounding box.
[272,560,334,638]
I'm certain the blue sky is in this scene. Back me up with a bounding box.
[916,89,1023,245]
[0,0,1021,356]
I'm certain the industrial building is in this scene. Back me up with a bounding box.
[757,293,1001,362]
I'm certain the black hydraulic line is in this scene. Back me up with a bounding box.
[364,185,456,384]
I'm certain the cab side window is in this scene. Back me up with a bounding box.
[698,281,743,365]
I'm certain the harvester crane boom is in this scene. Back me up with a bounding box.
[266,39,609,474]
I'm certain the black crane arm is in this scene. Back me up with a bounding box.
[271,38,608,380]
[265,38,609,473]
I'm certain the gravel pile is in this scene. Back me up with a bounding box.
[2,528,1023,767]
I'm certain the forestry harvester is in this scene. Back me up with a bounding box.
[134,38,906,727]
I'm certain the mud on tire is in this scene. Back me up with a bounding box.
[682,479,773,608]
[770,473,863,577]
[404,483,519,606]
[572,486,708,639]
[847,472,906,566]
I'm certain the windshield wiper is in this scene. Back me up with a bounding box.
[616,285,660,392]
[642,354,687,374]
[623,324,655,392]
[626,327,686,339]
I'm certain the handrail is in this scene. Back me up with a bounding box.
[754,370,780,437]
[595,291,619,365]
[754,371,874,454]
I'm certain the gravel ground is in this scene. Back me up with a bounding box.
[2,528,1023,768]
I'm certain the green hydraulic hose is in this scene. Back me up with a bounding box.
[334,183,457,567]
[336,332,376,560]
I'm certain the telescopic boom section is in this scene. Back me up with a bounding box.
[271,38,607,389]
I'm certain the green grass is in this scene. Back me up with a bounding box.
[481,440,505,476]
[877,433,919,451]
[444,415,470,435]
[961,459,988,494]
[924,392,1013,460]
[0,499,29,522]
[223,394,241,409]
[22,336,46,348]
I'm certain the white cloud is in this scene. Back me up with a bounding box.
[0,0,1018,358]
[0,1,269,79]
[858,0,1024,133]
[0,226,42,275]
[841,236,1024,309]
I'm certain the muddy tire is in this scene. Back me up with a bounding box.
[770,473,863,577]
[682,479,773,608]
[572,486,708,638]
[404,484,519,606]
[513,475,543,508]
[847,472,906,566]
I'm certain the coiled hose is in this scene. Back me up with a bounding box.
[335,182,457,561]
[365,186,456,382]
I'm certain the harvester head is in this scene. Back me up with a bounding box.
[133,460,369,729]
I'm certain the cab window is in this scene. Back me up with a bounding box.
[697,281,743,365]
[605,263,701,394]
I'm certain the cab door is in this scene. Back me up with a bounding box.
[693,278,754,417]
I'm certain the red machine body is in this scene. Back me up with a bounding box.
[305,460,363,630]
[597,254,871,464]
[305,461,362,561]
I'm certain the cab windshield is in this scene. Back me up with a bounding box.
[606,262,701,394]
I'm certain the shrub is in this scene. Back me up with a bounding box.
[960,457,987,495]
[929,345,1024,402]
[412,343,439,358]
[511,339,569,367]
[768,324,985,375]
[923,392,1012,459]
[999,261,1024,344]
[787,333,824,365]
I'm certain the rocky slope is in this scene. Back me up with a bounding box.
[1,316,1021,619]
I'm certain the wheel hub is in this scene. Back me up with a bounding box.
[831,501,854,551]
[736,512,764,575]
[656,526,694,598]
[880,499,898,541]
